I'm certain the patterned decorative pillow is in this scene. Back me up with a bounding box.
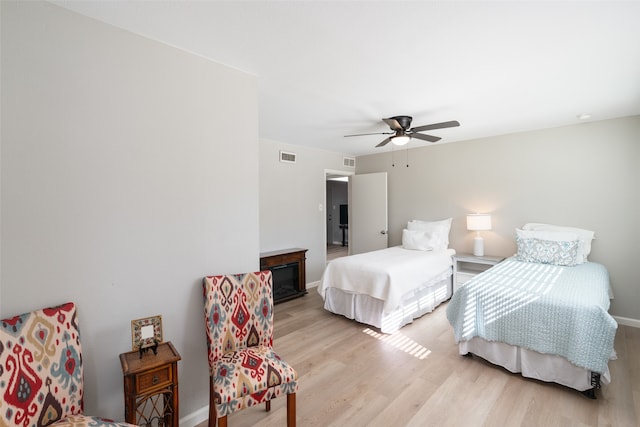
[522,223,595,263]
[516,236,580,266]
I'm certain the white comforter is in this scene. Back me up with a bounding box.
[318,246,455,313]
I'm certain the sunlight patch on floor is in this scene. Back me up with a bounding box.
[363,328,432,360]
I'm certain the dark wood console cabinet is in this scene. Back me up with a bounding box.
[260,248,308,304]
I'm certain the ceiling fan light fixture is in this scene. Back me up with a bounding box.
[344,115,460,148]
[392,135,411,146]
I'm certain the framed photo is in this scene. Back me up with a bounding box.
[131,315,163,351]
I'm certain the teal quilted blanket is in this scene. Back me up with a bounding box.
[446,257,617,374]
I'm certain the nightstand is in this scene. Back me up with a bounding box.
[120,341,181,427]
[453,253,505,293]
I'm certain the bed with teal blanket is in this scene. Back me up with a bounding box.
[446,256,617,396]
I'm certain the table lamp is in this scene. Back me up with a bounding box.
[467,214,492,256]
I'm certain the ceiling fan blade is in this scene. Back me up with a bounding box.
[411,120,460,133]
[375,137,392,147]
[382,118,403,131]
[411,133,441,143]
[344,131,393,137]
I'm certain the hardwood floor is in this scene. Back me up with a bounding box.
[327,244,348,263]
[197,291,639,427]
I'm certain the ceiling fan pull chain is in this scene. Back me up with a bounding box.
[391,144,395,167]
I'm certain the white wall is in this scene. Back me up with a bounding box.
[356,116,640,321]
[1,1,259,422]
[259,140,353,283]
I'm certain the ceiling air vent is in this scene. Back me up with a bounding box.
[343,157,356,168]
[279,151,296,164]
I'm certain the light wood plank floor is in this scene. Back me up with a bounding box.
[327,244,348,263]
[197,291,639,427]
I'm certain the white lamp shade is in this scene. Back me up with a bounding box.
[392,135,411,146]
[467,214,492,231]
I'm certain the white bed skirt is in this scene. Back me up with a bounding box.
[323,270,452,334]
[459,337,612,392]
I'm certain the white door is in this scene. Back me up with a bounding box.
[350,172,388,254]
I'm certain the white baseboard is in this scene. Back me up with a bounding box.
[180,405,208,427]
[613,315,640,328]
[306,280,319,289]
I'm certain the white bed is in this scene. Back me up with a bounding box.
[318,246,455,333]
[446,223,617,397]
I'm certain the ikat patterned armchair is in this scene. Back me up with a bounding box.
[202,271,298,427]
[0,302,135,427]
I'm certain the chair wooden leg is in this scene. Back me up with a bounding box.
[287,393,296,427]
[265,400,271,412]
[218,416,227,427]
[208,377,217,427]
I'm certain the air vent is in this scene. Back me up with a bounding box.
[279,151,296,164]
[343,157,356,168]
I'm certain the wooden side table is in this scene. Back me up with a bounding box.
[120,341,181,427]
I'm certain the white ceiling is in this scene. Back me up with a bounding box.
[53,1,640,156]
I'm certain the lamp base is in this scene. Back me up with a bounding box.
[473,236,484,257]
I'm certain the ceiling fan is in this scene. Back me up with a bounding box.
[345,115,460,148]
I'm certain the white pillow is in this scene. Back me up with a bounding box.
[407,218,452,250]
[522,223,595,262]
[402,229,437,251]
[516,228,580,243]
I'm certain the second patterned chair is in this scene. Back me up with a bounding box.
[0,302,135,427]
[202,271,298,427]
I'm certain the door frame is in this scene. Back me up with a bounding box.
[324,169,354,264]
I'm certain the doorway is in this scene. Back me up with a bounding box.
[325,170,353,264]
